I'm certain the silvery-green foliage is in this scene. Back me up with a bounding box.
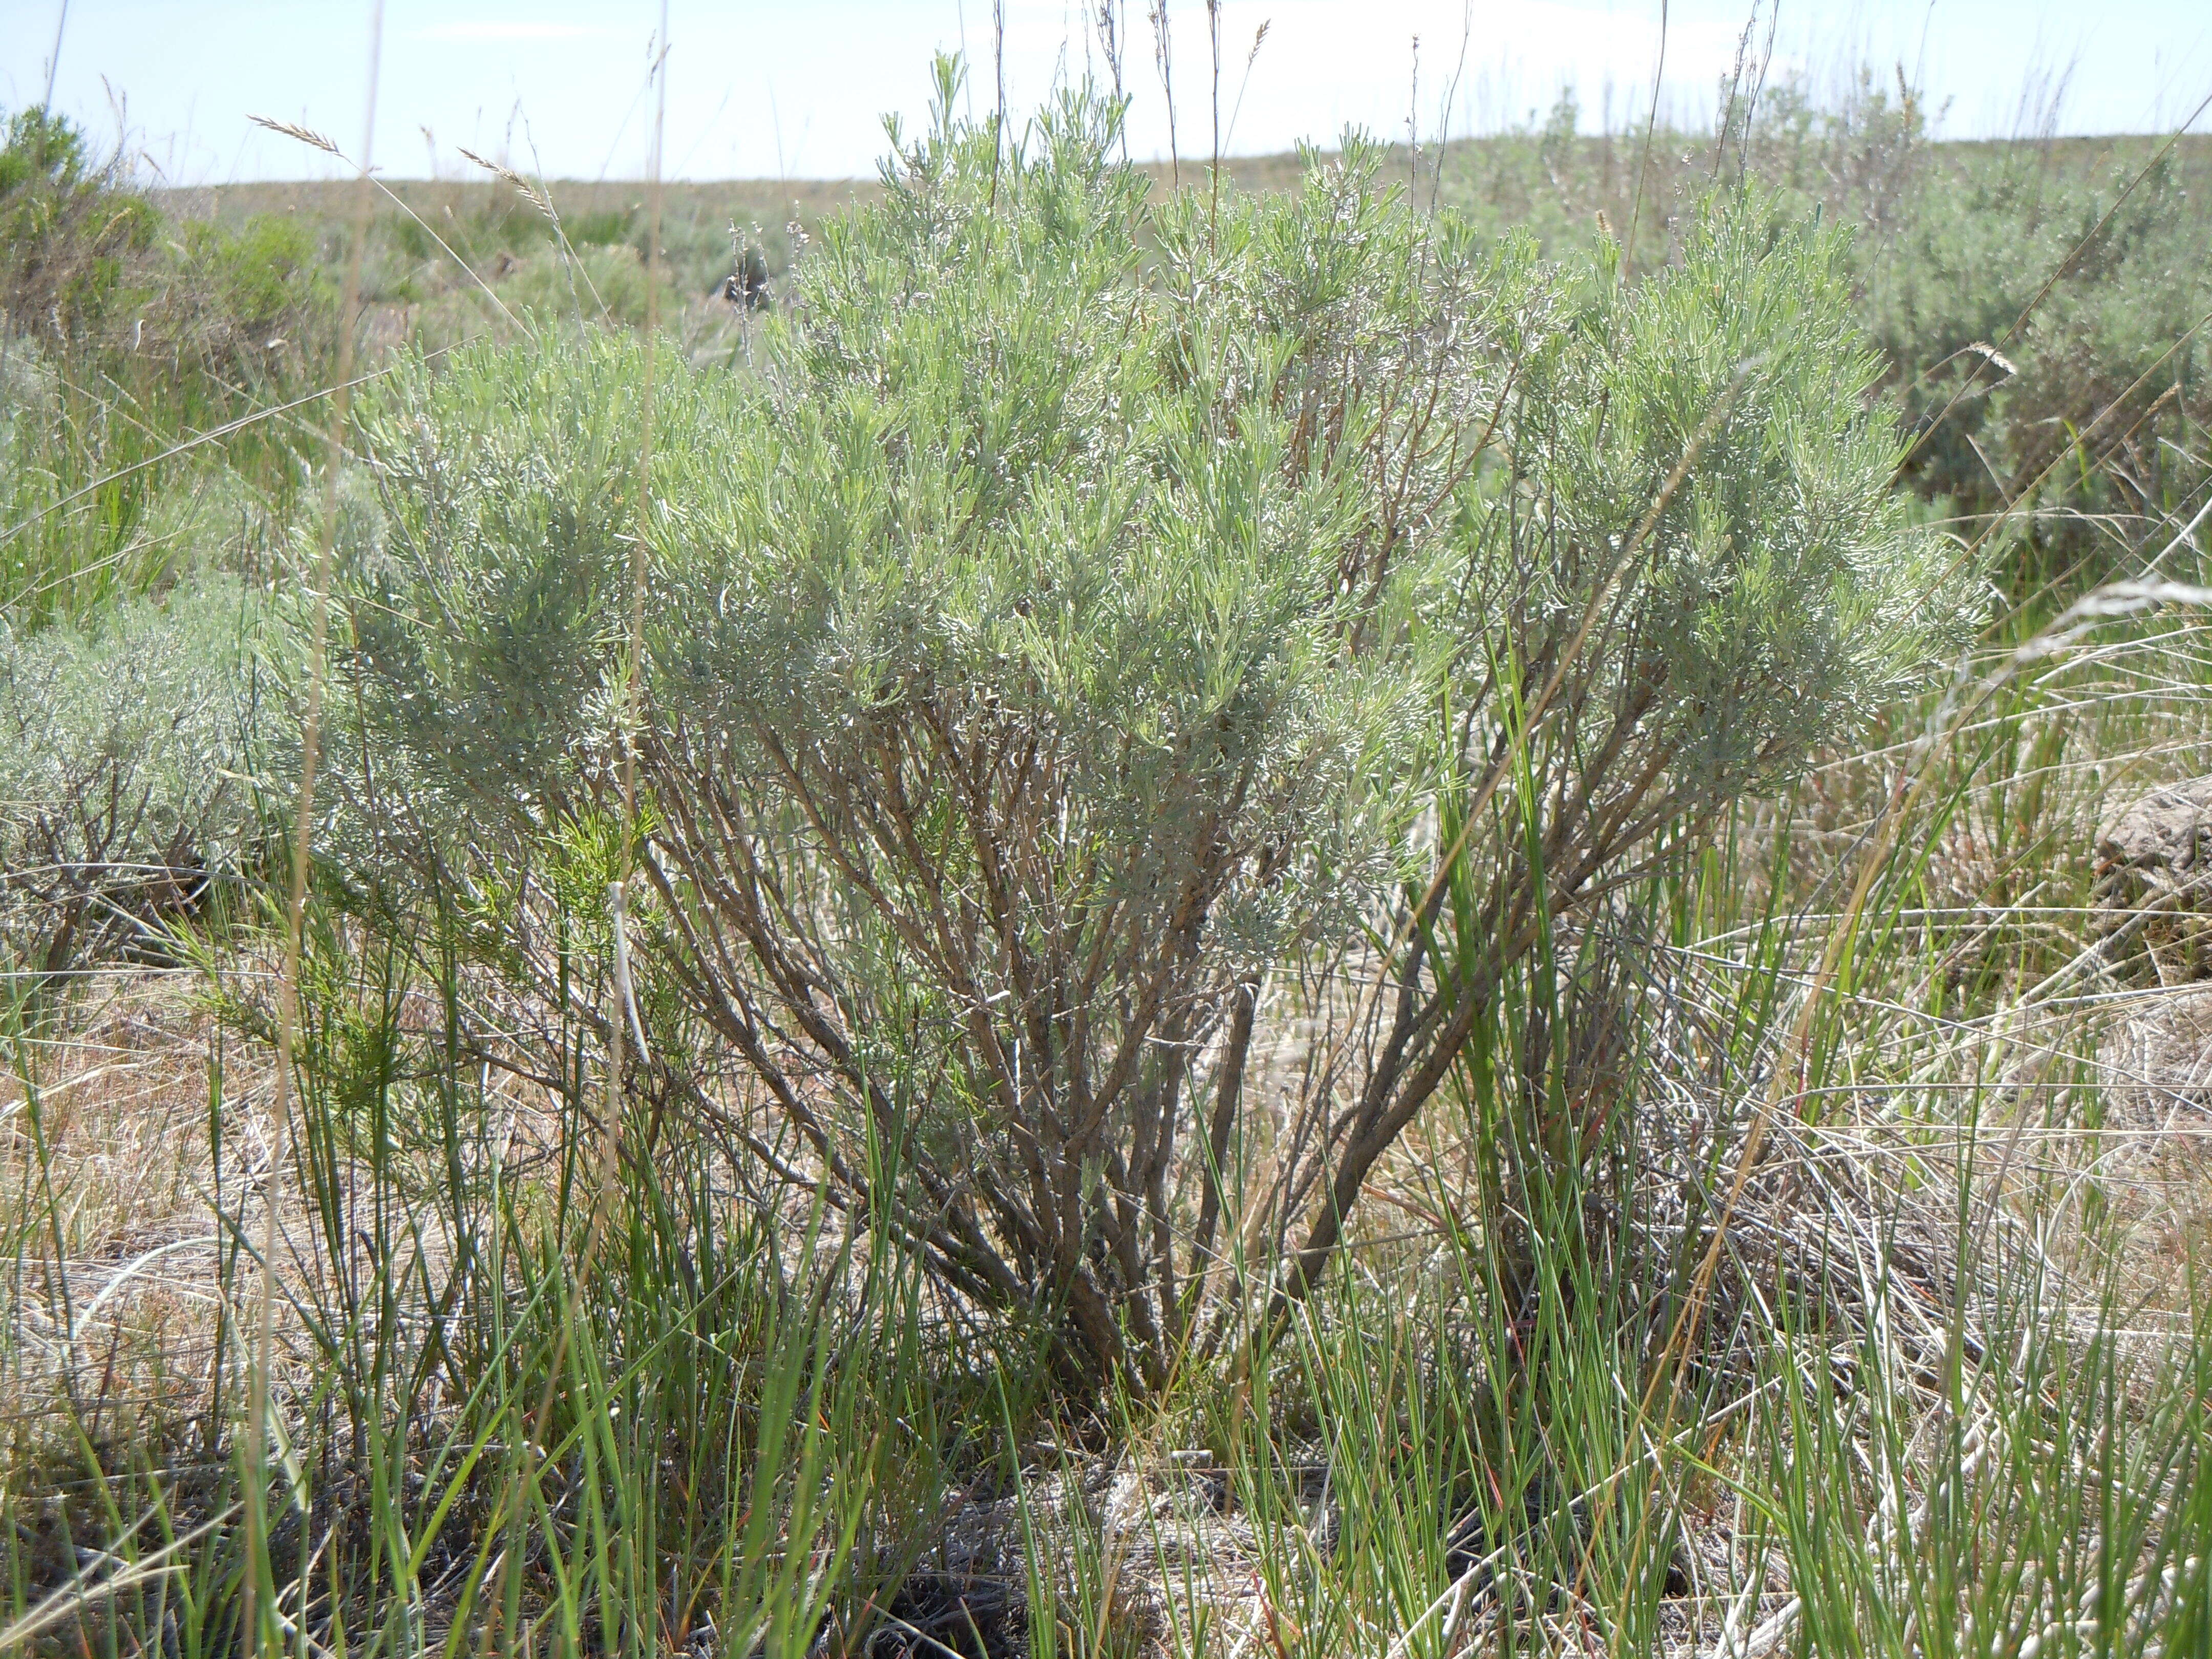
[657,121,1436,959]
[1471,204,1973,798]
[344,68,1980,1389]
[0,576,274,981]
[634,80,1500,1384]
[1273,203,1982,1305]
[347,336,736,830]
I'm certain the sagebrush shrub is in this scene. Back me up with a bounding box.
[347,72,1979,1390]
[0,577,275,990]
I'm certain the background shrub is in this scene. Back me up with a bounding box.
[0,108,158,346]
[0,576,276,994]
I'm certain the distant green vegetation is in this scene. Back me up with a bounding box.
[1421,84,2212,581]
[12,81,2207,623]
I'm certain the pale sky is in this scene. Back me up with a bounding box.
[6,1,2210,186]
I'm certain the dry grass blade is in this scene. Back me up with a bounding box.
[240,10,386,1651]
[0,1507,237,1651]
[248,115,340,157]
[249,130,532,338]
[457,145,556,219]
[248,118,529,338]
[1961,341,2017,379]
